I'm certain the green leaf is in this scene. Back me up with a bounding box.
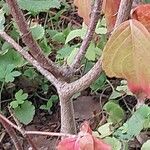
[40,38,52,56]
[18,0,61,12]
[14,101,35,125]
[0,65,6,81]
[1,42,11,55]
[85,42,96,61]
[24,68,38,80]
[104,101,125,124]
[109,90,123,99]
[114,105,150,140]
[40,105,48,110]
[0,49,25,67]
[52,32,66,43]
[31,24,45,40]
[67,48,78,65]
[50,95,58,102]
[141,140,150,150]
[90,72,106,92]
[65,23,87,44]
[104,137,122,150]
[15,89,28,102]
[10,101,19,109]
[1,64,21,83]
[46,100,53,109]
[57,45,75,59]
[97,122,114,138]
[0,8,5,31]
[95,27,107,34]
[65,29,82,44]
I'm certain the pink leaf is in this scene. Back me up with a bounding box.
[57,121,111,150]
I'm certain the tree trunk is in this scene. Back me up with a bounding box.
[59,95,77,134]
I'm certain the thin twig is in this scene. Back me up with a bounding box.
[0,113,75,138]
[70,0,102,71]
[6,0,63,78]
[114,0,134,29]
[0,114,23,150]
[8,108,38,150]
[25,131,75,138]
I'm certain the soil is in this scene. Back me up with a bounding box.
[0,1,150,150]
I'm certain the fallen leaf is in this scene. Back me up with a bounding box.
[57,121,111,150]
[74,0,92,25]
[131,4,150,32]
[102,19,150,99]
[102,0,120,32]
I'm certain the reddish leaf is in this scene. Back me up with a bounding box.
[57,137,79,150]
[102,0,120,32]
[57,121,111,150]
[74,0,92,25]
[131,4,150,32]
[102,19,150,99]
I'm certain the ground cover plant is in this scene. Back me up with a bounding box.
[0,0,150,149]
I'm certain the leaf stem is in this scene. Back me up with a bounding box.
[0,80,5,111]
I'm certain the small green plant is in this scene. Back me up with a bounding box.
[10,89,35,125]
[0,64,21,83]
[40,95,58,112]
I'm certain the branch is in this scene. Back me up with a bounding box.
[0,113,75,138]
[0,114,23,150]
[114,0,134,29]
[58,58,102,96]
[6,0,63,78]
[70,0,102,71]
[0,31,62,89]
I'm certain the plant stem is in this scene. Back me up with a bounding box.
[0,115,23,150]
[114,0,134,29]
[0,80,5,111]
[59,95,76,135]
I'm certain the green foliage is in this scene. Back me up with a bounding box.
[0,49,25,67]
[17,0,61,12]
[40,95,58,111]
[14,101,35,125]
[141,140,150,150]
[104,137,122,150]
[65,23,87,44]
[90,72,106,92]
[109,80,133,99]
[114,105,150,140]
[31,24,45,40]
[10,89,28,108]
[144,0,150,3]
[24,68,38,80]
[104,101,125,125]
[65,21,107,44]
[0,64,21,83]
[10,90,35,125]
[0,8,5,31]
[97,122,114,138]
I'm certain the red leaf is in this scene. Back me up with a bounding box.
[80,121,92,134]
[131,4,150,32]
[57,137,79,150]
[74,0,92,25]
[102,0,120,32]
[57,121,111,150]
